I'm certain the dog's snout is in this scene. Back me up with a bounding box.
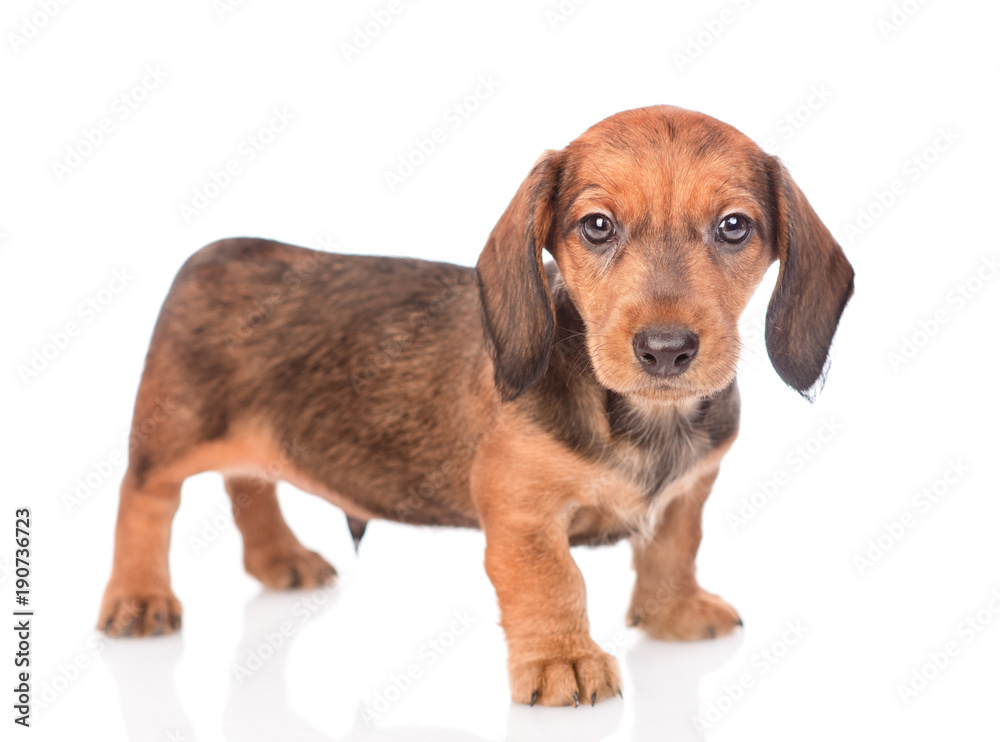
[633,327,699,378]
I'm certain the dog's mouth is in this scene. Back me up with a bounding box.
[623,380,705,403]
[600,362,739,405]
[588,367,697,401]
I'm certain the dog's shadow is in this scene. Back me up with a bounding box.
[100,634,195,741]
[101,590,493,741]
[101,593,741,741]
[218,591,494,741]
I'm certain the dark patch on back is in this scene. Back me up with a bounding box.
[134,238,488,527]
[200,405,229,442]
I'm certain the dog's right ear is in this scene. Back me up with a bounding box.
[476,150,563,402]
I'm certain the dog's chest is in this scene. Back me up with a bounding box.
[604,396,708,498]
[603,386,740,497]
[566,386,739,545]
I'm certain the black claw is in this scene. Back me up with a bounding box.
[347,517,368,553]
[288,566,302,589]
[121,602,144,636]
[737,617,744,626]
[150,612,165,637]
[617,687,623,699]
[591,691,597,706]
[707,625,716,638]
[530,690,539,707]
[573,691,579,707]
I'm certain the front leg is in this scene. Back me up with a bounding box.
[473,431,621,707]
[483,516,621,706]
[628,468,742,640]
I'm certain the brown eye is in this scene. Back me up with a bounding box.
[716,214,751,245]
[582,214,615,245]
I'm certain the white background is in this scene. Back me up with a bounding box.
[3,0,999,740]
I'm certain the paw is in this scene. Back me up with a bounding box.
[509,636,622,707]
[98,593,182,638]
[628,587,741,641]
[245,547,337,590]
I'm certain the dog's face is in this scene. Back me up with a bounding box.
[478,105,854,404]
[550,108,778,402]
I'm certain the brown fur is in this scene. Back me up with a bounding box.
[97,105,853,706]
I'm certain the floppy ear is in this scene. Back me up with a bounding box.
[476,150,562,402]
[764,157,855,400]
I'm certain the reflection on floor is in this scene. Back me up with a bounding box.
[100,588,744,741]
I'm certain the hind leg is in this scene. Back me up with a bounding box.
[225,475,337,589]
[98,471,183,637]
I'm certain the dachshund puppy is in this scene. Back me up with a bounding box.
[98,105,853,707]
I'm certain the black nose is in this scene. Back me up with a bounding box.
[633,327,699,377]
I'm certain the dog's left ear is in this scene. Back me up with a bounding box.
[476,150,563,402]
[764,157,855,400]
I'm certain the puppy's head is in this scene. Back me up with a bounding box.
[477,105,854,404]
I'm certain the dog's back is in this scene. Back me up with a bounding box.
[132,238,485,526]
